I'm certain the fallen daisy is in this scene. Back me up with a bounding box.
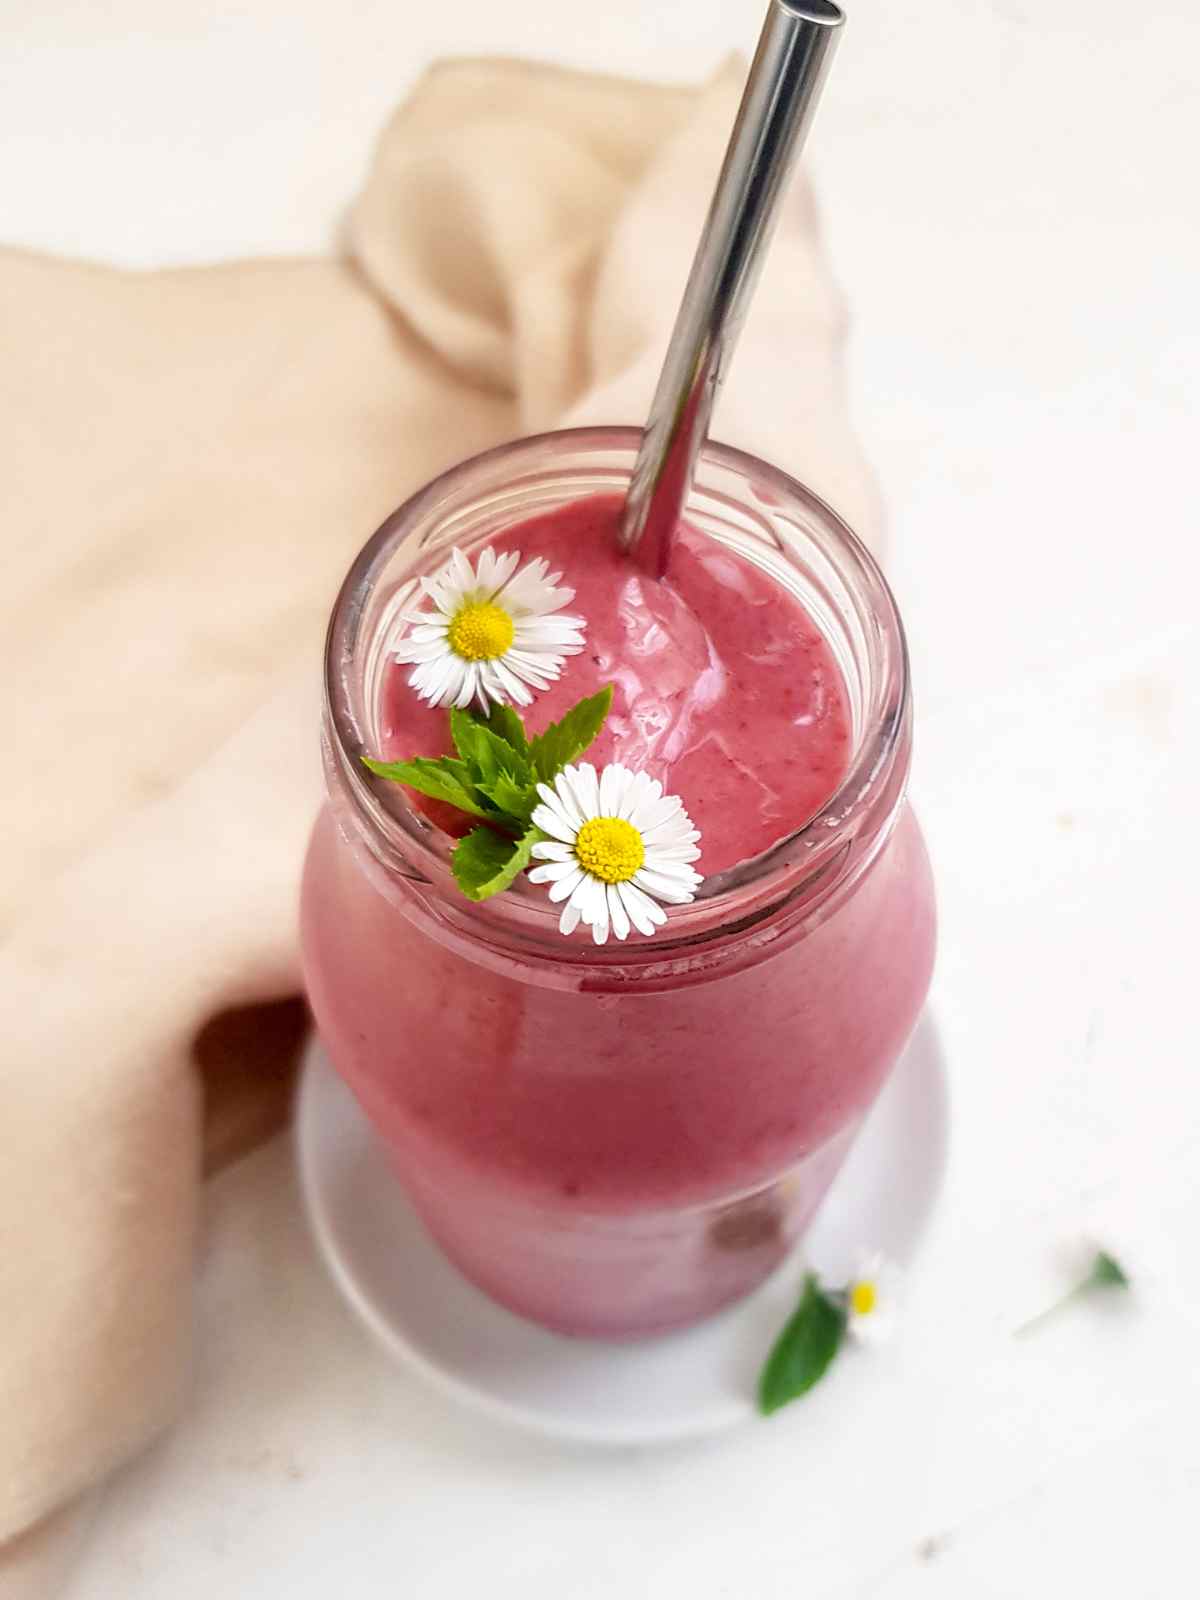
[845,1252,901,1346]
[528,762,703,944]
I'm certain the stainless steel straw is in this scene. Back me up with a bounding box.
[619,1,845,575]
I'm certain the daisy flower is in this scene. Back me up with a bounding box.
[528,762,703,944]
[845,1253,900,1346]
[395,546,586,710]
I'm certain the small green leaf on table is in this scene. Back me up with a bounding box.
[758,1273,848,1416]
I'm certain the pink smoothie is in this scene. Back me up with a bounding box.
[302,491,935,1336]
[379,494,851,875]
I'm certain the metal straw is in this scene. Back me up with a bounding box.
[619,1,845,575]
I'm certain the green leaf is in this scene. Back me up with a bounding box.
[449,708,530,787]
[362,756,492,820]
[451,824,543,902]
[477,771,539,825]
[529,684,613,783]
[1086,1250,1130,1290]
[483,702,531,763]
[448,706,486,765]
[757,1274,847,1416]
[366,685,611,902]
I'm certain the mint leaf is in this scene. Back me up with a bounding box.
[1087,1250,1130,1290]
[452,824,542,901]
[477,771,539,825]
[363,756,492,820]
[758,1274,847,1416]
[366,684,611,900]
[529,685,613,783]
[449,708,531,787]
[448,706,487,766]
[483,702,530,763]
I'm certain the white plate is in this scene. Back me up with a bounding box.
[296,1016,948,1444]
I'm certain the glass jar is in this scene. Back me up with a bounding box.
[301,428,935,1338]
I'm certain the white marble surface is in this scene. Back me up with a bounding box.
[5,0,1198,1593]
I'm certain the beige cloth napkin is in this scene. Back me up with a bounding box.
[0,54,877,1568]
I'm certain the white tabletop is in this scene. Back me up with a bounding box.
[8,0,1198,1593]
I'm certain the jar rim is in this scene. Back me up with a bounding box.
[323,426,911,966]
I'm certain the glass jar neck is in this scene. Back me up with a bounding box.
[323,427,911,981]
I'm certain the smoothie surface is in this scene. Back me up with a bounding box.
[380,493,852,875]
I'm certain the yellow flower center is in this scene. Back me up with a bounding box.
[574,817,645,884]
[447,602,515,661]
[850,1280,877,1317]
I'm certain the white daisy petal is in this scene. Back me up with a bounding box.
[559,901,582,936]
[411,654,466,708]
[563,782,595,834]
[612,769,644,821]
[537,795,580,838]
[528,860,582,886]
[497,560,556,612]
[607,883,631,941]
[533,784,577,828]
[476,661,505,706]
[614,764,643,819]
[533,782,559,808]
[402,623,452,646]
[418,575,455,614]
[621,771,659,822]
[408,664,439,700]
[530,803,577,845]
[643,843,703,865]
[474,546,496,591]
[449,547,476,593]
[498,550,523,588]
[513,617,587,644]
[506,648,562,680]
[512,577,578,615]
[641,821,696,852]
[453,664,477,708]
[479,547,519,596]
[636,796,685,835]
[547,868,586,904]
[599,762,624,816]
[574,762,602,818]
[575,874,607,927]
[530,841,574,863]
[641,844,702,874]
[395,639,449,665]
[632,867,697,905]
[617,879,668,932]
[615,879,656,936]
[490,657,534,706]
